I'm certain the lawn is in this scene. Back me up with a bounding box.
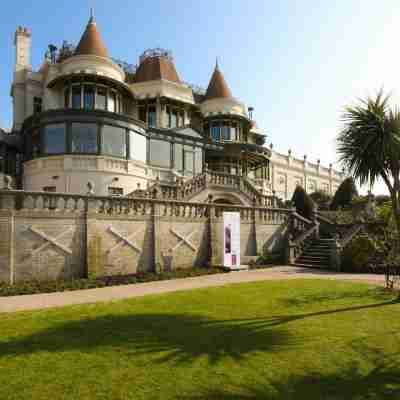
[0,279,399,400]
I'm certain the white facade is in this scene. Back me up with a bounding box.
[7,19,344,200]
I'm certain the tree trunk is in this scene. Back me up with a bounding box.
[390,190,400,253]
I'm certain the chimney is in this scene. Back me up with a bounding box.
[14,26,32,71]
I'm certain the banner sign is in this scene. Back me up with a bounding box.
[223,212,241,269]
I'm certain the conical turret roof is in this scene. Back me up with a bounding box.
[74,15,109,58]
[135,51,181,83]
[204,61,232,100]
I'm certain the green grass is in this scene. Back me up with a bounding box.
[0,280,399,399]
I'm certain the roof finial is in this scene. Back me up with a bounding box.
[215,57,219,70]
[89,6,95,23]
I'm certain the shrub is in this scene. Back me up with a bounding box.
[0,267,226,297]
[330,177,358,210]
[291,185,315,220]
[341,236,377,272]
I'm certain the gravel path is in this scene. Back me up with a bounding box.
[0,266,387,314]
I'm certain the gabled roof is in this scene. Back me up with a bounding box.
[74,16,109,58]
[204,62,232,100]
[135,55,180,84]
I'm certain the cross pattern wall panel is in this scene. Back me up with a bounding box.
[159,221,208,269]
[15,217,84,282]
[90,220,151,275]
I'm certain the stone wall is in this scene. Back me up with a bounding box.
[0,190,290,284]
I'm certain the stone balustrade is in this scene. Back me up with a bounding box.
[0,189,290,222]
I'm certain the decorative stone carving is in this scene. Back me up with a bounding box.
[107,226,142,254]
[169,228,198,252]
[87,181,95,195]
[30,226,73,255]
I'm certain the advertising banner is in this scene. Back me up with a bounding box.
[223,212,241,269]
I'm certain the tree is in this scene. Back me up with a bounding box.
[291,185,315,220]
[330,177,358,210]
[337,91,400,245]
[309,190,332,210]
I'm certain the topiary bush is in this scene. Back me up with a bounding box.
[330,177,358,210]
[291,185,315,220]
[309,190,332,210]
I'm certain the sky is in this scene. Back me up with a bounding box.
[1,0,400,195]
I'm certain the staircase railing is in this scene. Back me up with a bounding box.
[285,209,320,264]
[126,170,279,206]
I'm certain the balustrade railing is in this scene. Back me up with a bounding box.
[0,189,290,223]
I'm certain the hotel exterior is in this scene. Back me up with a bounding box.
[3,16,343,203]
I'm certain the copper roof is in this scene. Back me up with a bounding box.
[74,17,109,58]
[204,63,232,100]
[135,55,180,84]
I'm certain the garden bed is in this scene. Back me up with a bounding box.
[0,267,227,297]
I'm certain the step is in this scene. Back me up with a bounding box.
[296,259,330,265]
[302,251,330,257]
[294,263,330,269]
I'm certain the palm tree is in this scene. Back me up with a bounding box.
[337,90,400,244]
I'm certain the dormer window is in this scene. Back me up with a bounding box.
[207,120,241,142]
[64,83,125,114]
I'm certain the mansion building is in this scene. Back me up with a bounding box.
[2,16,343,203]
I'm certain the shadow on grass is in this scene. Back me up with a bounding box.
[184,345,400,399]
[0,313,294,364]
[1,300,397,367]
[279,287,394,308]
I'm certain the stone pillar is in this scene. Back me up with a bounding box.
[330,235,342,271]
[208,200,223,266]
[284,233,296,265]
[152,201,163,272]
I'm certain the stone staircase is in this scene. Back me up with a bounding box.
[294,237,333,268]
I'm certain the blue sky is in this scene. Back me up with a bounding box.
[1,0,399,194]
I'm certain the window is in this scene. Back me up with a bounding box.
[211,122,220,141]
[129,130,147,162]
[179,111,185,127]
[168,107,178,128]
[230,122,237,141]
[33,97,42,114]
[64,87,70,108]
[102,125,126,158]
[195,147,203,174]
[174,143,183,171]
[31,128,40,158]
[108,187,123,196]
[71,123,98,153]
[148,106,156,127]
[184,149,194,174]
[43,186,56,192]
[108,92,116,112]
[43,124,66,154]
[72,86,81,109]
[139,107,146,123]
[96,87,107,110]
[84,85,95,109]
[221,125,230,141]
[149,139,171,168]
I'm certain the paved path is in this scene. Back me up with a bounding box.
[0,266,387,314]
